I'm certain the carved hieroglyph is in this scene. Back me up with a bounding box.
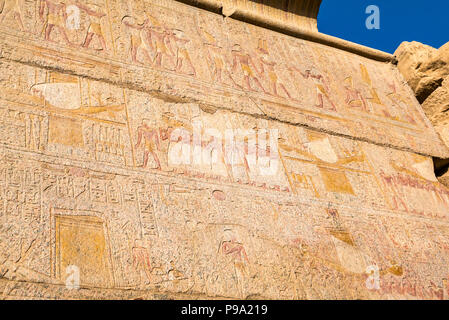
[0,0,449,300]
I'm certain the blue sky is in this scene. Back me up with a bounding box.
[318,1,449,54]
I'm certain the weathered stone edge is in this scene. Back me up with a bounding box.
[176,0,395,63]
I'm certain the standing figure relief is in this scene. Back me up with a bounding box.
[122,15,154,64]
[0,1,426,129]
[230,44,266,93]
[38,0,108,50]
[254,39,292,99]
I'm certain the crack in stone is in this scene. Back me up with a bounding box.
[0,55,441,160]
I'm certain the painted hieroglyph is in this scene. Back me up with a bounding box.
[0,0,449,300]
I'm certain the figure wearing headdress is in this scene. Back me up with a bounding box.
[219,229,249,274]
[359,64,394,118]
[135,119,161,170]
[122,15,154,64]
[295,66,337,111]
[231,44,266,93]
[169,29,196,76]
[256,39,292,99]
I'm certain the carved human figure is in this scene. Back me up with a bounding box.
[205,43,230,83]
[224,134,251,182]
[255,39,291,99]
[0,0,24,31]
[358,64,395,119]
[135,119,161,170]
[343,76,369,112]
[221,237,249,265]
[386,81,425,125]
[169,29,196,76]
[219,230,249,270]
[75,1,107,51]
[218,229,250,297]
[148,25,175,70]
[196,16,236,85]
[231,44,266,93]
[39,0,72,45]
[132,239,152,284]
[122,16,153,64]
[326,208,342,229]
[379,169,409,212]
[296,67,337,111]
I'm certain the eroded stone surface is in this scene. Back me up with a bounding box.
[395,41,449,144]
[0,0,449,300]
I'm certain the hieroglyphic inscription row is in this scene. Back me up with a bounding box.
[1,147,449,300]
[0,60,447,219]
[0,0,446,157]
[1,0,449,300]
[1,57,449,299]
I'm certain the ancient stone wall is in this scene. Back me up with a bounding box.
[0,0,449,299]
[395,41,449,186]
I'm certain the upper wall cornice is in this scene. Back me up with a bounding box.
[176,0,394,63]
[176,0,322,31]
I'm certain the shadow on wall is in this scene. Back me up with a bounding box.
[245,0,323,18]
[434,157,449,186]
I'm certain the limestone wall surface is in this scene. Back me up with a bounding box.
[395,41,449,147]
[0,0,448,300]
[395,41,449,186]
